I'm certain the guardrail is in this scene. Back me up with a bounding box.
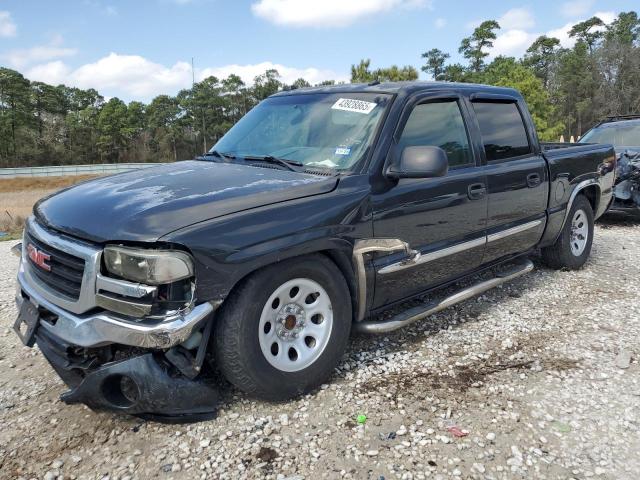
[0,163,163,178]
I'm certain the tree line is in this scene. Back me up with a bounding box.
[1,10,638,168]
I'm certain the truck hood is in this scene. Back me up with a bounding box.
[34,161,338,243]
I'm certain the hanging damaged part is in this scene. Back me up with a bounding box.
[612,150,640,211]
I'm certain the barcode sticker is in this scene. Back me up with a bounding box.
[331,98,377,114]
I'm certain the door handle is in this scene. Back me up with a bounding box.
[527,173,541,188]
[467,183,486,200]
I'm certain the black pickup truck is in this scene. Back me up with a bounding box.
[13,82,616,420]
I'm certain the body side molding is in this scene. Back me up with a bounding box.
[375,219,542,277]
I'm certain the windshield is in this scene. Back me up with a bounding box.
[211,92,392,171]
[580,121,640,147]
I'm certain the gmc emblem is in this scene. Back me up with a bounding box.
[27,244,51,271]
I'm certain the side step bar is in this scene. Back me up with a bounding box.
[354,258,534,334]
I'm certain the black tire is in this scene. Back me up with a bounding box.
[542,194,594,270]
[213,254,351,401]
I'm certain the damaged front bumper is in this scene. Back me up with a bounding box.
[36,327,220,421]
[16,265,216,349]
[15,262,221,422]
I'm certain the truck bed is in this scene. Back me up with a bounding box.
[542,142,604,153]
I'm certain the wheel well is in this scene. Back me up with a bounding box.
[219,250,358,322]
[579,185,599,213]
[319,250,358,323]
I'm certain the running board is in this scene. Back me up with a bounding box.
[354,258,534,334]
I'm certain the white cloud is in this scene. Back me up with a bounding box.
[201,61,346,86]
[23,53,347,101]
[498,8,535,30]
[488,7,537,56]
[489,8,618,58]
[593,11,616,25]
[435,18,446,29]
[546,10,616,49]
[560,0,595,18]
[3,35,77,69]
[251,0,431,28]
[491,29,537,57]
[25,61,71,86]
[0,10,17,37]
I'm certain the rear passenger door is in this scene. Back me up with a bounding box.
[371,94,487,308]
[470,98,548,263]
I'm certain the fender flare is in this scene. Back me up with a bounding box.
[554,179,600,242]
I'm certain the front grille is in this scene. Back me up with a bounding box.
[25,230,86,301]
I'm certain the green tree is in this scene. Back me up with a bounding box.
[288,78,311,90]
[459,20,501,72]
[481,57,564,141]
[252,69,282,101]
[554,42,597,136]
[350,59,374,82]
[441,63,469,82]
[96,98,129,162]
[605,11,640,45]
[420,48,450,80]
[147,95,182,161]
[569,16,605,53]
[350,59,418,82]
[523,36,561,88]
[0,68,34,165]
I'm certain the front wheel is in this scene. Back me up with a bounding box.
[542,194,594,270]
[213,254,351,400]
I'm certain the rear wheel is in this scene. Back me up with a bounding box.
[214,254,351,400]
[542,194,594,270]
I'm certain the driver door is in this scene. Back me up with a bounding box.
[370,94,488,308]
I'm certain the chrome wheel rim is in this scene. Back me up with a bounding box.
[258,278,333,372]
[570,208,589,256]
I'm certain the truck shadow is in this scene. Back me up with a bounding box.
[597,210,640,228]
[345,259,549,361]
[214,257,576,411]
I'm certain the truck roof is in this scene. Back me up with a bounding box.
[596,115,640,126]
[271,81,522,98]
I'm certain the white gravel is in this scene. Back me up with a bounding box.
[1,215,639,480]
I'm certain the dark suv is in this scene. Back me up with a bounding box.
[580,115,640,212]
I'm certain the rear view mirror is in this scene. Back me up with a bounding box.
[386,146,449,179]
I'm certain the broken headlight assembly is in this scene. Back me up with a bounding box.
[100,246,196,319]
[103,246,194,285]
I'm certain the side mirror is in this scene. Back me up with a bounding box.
[386,146,449,179]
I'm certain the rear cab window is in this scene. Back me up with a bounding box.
[472,101,531,161]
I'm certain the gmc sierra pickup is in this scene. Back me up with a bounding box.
[13,82,616,420]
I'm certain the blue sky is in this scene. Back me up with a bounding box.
[0,0,637,102]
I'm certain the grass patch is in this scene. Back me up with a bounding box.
[0,175,96,193]
[0,175,99,241]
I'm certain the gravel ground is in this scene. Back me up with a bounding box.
[1,215,639,480]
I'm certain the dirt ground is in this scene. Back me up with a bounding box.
[0,214,638,480]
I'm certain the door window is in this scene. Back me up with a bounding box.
[398,100,473,168]
[472,101,531,161]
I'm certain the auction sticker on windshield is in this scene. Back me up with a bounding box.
[332,98,377,114]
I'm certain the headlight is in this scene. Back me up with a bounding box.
[103,246,194,285]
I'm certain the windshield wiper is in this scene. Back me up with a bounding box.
[242,155,304,172]
[198,150,236,161]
